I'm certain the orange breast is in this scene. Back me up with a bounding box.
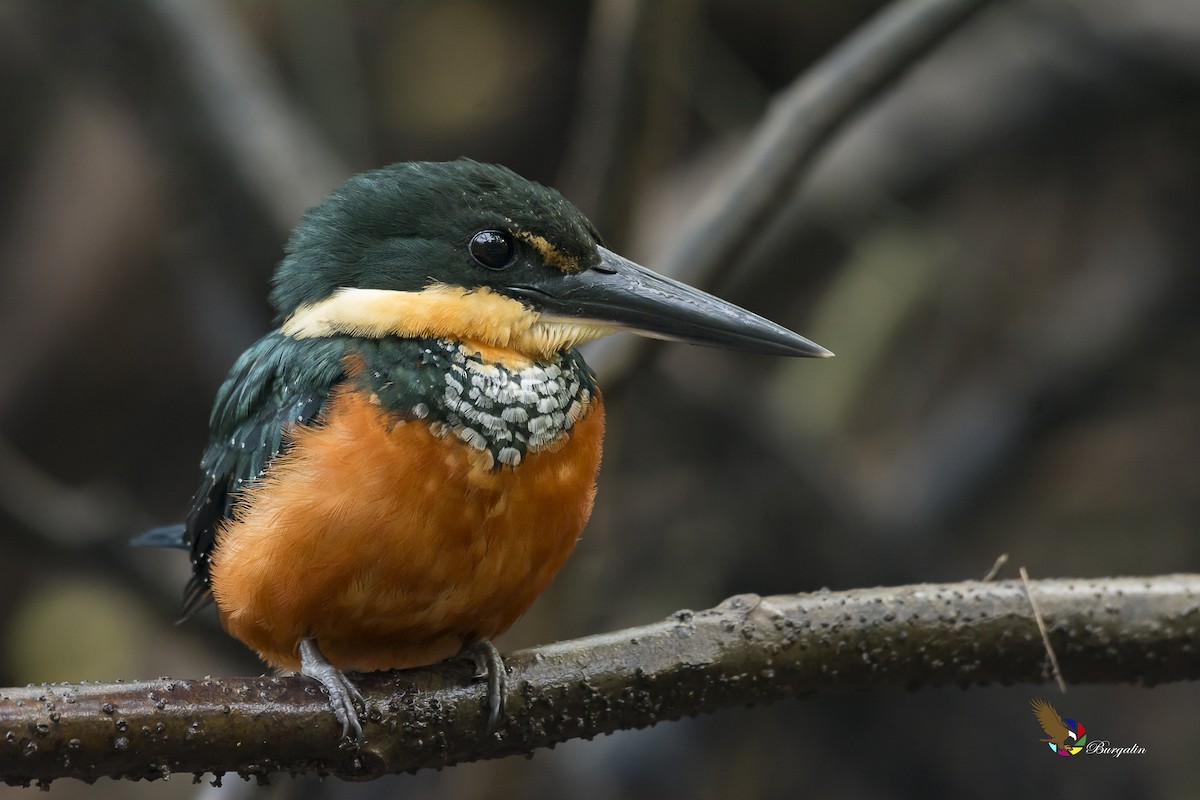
[209,385,605,672]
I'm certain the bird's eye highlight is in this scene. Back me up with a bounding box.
[469,230,516,270]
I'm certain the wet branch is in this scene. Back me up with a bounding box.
[3,575,1199,786]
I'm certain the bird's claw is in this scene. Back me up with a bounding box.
[299,637,366,741]
[460,638,507,731]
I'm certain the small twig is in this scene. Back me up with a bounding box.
[981,553,1009,581]
[1020,566,1068,693]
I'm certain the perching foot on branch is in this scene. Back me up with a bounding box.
[461,638,507,731]
[299,637,366,741]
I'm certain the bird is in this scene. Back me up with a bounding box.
[136,159,831,740]
[1029,698,1083,754]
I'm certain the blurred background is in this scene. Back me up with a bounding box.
[2,0,1199,797]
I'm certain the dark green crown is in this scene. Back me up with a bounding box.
[269,159,602,319]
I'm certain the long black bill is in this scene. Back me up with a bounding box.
[510,246,832,358]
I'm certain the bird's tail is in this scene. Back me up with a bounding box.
[131,523,212,621]
[129,523,187,549]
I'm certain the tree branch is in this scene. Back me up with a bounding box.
[4,575,1198,786]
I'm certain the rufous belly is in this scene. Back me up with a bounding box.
[209,386,605,672]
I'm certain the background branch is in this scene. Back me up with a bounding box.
[4,574,1198,786]
[147,0,349,231]
[588,0,1002,381]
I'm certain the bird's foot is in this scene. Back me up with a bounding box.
[460,638,507,731]
[299,637,366,741]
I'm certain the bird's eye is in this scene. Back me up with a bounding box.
[469,230,516,270]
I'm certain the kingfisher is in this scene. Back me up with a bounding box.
[137,159,830,740]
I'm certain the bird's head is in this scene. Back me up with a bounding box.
[273,159,831,361]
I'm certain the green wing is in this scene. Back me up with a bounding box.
[181,332,352,617]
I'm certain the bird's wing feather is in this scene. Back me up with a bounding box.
[180,332,352,618]
[1029,698,1070,742]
